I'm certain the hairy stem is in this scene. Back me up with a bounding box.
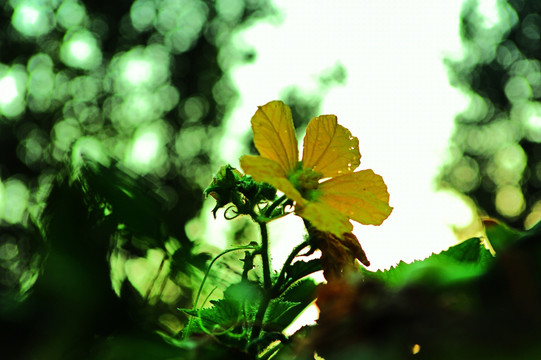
[258,221,272,291]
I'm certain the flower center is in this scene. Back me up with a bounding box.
[288,165,323,200]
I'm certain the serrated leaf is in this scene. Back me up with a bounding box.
[366,237,494,287]
[440,236,494,264]
[186,298,241,332]
[285,259,322,284]
[264,300,301,331]
[267,278,319,332]
[183,281,264,335]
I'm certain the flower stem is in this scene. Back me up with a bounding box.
[264,194,287,218]
[258,221,272,291]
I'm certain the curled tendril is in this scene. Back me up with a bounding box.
[224,205,240,220]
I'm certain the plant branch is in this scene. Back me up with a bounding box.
[264,194,287,218]
[272,240,310,297]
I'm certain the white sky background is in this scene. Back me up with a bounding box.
[213,0,475,270]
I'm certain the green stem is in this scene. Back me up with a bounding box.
[249,220,273,344]
[258,221,272,291]
[251,240,311,345]
[264,194,287,218]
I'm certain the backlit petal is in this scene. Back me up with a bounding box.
[297,201,353,237]
[240,155,306,206]
[251,100,299,174]
[302,115,360,178]
[317,170,392,225]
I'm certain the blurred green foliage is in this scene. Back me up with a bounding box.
[439,0,541,228]
[0,0,277,357]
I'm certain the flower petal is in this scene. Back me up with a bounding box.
[302,115,360,178]
[317,169,392,225]
[251,100,299,174]
[240,155,306,206]
[297,201,353,237]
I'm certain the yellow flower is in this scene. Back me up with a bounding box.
[240,100,392,237]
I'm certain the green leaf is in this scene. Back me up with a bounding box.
[285,259,322,284]
[366,237,494,287]
[483,219,524,253]
[268,278,319,332]
[264,300,301,331]
[182,281,264,334]
[223,281,264,317]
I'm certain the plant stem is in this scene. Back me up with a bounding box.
[250,220,273,344]
[258,221,272,291]
[264,194,287,218]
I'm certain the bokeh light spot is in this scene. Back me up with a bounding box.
[156,0,208,54]
[477,0,500,29]
[1,178,30,224]
[11,3,54,37]
[0,75,18,106]
[495,185,525,218]
[124,59,152,85]
[56,1,86,29]
[520,102,541,142]
[111,45,170,93]
[60,30,102,70]
[449,156,480,192]
[0,242,19,261]
[19,5,39,24]
[505,76,532,102]
[0,65,27,118]
[216,0,244,23]
[130,0,156,32]
[132,130,159,165]
[524,201,541,230]
[70,40,92,61]
[487,144,527,186]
